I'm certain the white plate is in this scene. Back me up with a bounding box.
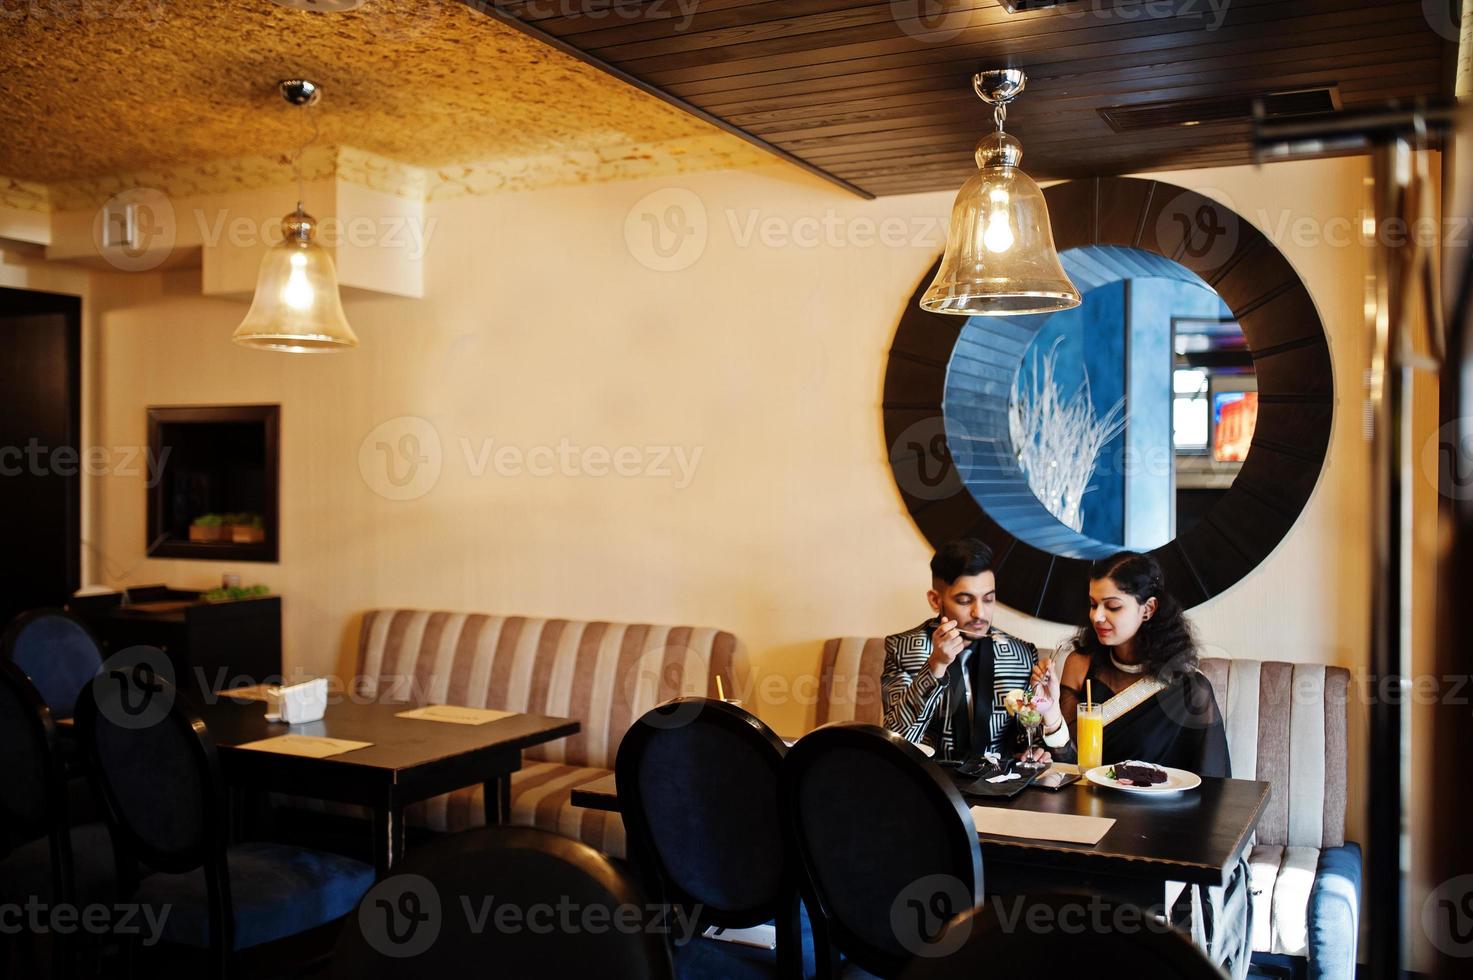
[1084,764,1201,795]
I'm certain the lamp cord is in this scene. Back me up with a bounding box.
[994,102,1007,134]
[290,105,320,212]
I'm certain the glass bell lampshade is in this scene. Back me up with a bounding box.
[232,207,358,352]
[921,130,1081,317]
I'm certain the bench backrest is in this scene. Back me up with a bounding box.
[356,610,740,770]
[816,638,1349,848]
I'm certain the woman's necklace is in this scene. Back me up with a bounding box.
[1110,652,1146,675]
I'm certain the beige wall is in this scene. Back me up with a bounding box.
[69,155,1387,848]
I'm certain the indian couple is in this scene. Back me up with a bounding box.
[881,536,1230,775]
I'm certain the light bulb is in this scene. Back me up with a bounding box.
[282,250,315,311]
[984,210,1014,253]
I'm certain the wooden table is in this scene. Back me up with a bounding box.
[571,773,1269,904]
[195,697,579,878]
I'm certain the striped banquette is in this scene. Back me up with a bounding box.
[351,609,743,858]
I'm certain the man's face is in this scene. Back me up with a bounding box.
[927,571,997,640]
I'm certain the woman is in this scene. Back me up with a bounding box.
[1032,553,1249,980]
[1031,551,1230,778]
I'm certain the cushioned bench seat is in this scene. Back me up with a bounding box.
[288,610,741,860]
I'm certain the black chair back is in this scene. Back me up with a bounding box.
[76,656,225,877]
[2,609,103,718]
[901,894,1225,979]
[781,723,983,977]
[616,698,790,928]
[333,825,675,979]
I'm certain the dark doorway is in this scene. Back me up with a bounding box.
[0,287,82,626]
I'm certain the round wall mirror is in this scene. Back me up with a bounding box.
[885,177,1332,622]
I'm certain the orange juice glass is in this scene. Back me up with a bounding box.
[1077,704,1104,772]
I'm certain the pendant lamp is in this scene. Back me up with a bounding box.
[921,69,1081,316]
[233,79,359,353]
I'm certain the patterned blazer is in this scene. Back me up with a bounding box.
[881,620,1039,759]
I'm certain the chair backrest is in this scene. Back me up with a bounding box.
[77,653,226,875]
[2,609,103,718]
[0,661,64,847]
[900,894,1225,979]
[1198,657,1349,848]
[333,825,675,979]
[816,637,886,726]
[355,610,742,769]
[781,723,984,976]
[615,698,788,929]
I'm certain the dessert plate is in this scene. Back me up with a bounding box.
[1084,764,1201,795]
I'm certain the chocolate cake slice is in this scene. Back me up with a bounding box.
[1112,761,1168,786]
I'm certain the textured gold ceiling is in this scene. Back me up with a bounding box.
[0,0,753,183]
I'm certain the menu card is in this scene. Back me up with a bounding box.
[235,735,372,759]
[970,806,1115,845]
[394,704,515,726]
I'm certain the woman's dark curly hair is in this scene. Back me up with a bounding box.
[1069,551,1200,681]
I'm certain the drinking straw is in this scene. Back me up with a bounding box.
[716,675,726,701]
[1087,679,1093,712]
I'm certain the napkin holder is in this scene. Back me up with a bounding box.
[265,677,328,724]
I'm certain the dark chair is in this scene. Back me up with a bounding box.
[900,893,1225,979]
[2,609,103,719]
[616,697,810,979]
[0,661,121,979]
[76,658,373,980]
[781,723,984,979]
[332,825,675,979]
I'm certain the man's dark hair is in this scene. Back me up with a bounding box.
[929,538,995,585]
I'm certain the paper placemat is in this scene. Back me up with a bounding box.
[235,735,372,759]
[394,704,515,726]
[971,807,1115,845]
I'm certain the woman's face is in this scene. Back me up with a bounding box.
[1088,576,1157,649]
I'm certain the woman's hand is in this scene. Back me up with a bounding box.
[1031,659,1063,731]
[1018,746,1052,765]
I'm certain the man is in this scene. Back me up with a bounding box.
[881,538,1070,761]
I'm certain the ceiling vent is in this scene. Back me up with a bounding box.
[269,0,364,11]
[997,0,1075,10]
[1098,86,1342,133]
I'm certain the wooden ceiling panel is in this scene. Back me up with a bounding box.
[477,0,1455,196]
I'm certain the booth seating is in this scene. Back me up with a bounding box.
[338,609,743,858]
[815,638,1361,980]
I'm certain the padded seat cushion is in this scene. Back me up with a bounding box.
[408,762,626,858]
[135,841,372,950]
[1248,844,1323,957]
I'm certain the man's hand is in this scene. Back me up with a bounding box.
[1031,659,1063,731]
[926,618,967,678]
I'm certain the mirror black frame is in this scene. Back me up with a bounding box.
[884,177,1332,622]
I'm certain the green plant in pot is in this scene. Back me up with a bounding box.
[189,513,226,543]
[225,512,266,544]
